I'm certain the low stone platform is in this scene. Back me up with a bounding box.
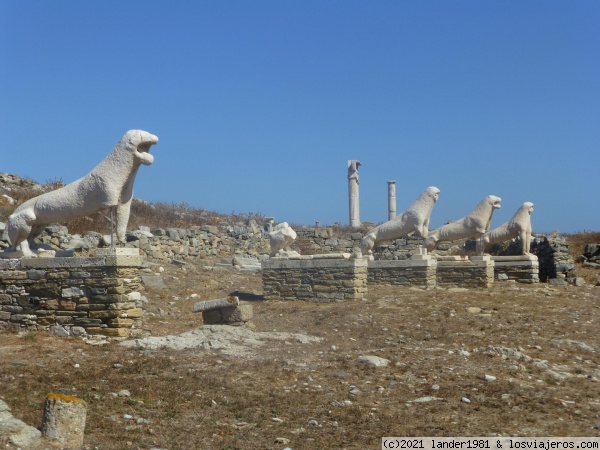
[0,248,144,337]
[261,253,368,302]
[492,255,539,283]
[435,255,495,288]
[367,258,436,289]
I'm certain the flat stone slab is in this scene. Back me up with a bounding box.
[271,252,352,261]
[121,324,323,356]
[0,255,143,269]
[263,257,367,270]
[140,274,167,289]
[434,256,469,261]
[492,255,538,261]
[193,296,239,312]
[95,248,140,256]
[368,259,436,268]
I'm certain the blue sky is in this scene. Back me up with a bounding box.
[1,1,598,233]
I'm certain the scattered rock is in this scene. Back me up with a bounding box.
[140,274,167,289]
[332,371,350,378]
[355,355,390,367]
[330,400,353,407]
[49,325,70,337]
[407,397,444,403]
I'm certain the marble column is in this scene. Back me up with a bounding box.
[387,180,396,220]
[348,160,361,227]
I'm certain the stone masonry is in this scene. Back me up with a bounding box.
[367,259,437,289]
[262,254,368,302]
[0,249,144,337]
[435,256,495,288]
[492,255,539,283]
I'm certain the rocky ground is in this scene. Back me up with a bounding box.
[1,259,600,450]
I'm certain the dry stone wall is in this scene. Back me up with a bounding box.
[0,251,144,336]
[492,256,539,283]
[367,259,436,288]
[262,255,368,302]
[435,257,495,288]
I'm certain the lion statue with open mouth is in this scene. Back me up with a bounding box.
[6,129,158,257]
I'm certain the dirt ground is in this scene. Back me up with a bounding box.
[1,259,600,450]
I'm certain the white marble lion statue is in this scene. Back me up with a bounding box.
[476,201,534,255]
[269,222,298,257]
[360,186,440,256]
[424,195,502,252]
[6,130,158,257]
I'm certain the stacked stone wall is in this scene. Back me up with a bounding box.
[367,260,436,288]
[492,256,539,283]
[262,256,368,302]
[436,258,494,288]
[293,228,361,254]
[0,252,143,337]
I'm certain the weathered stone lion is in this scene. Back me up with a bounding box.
[7,130,159,257]
[424,195,502,252]
[269,222,298,257]
[360,186,440,256]
[476,202,534,255]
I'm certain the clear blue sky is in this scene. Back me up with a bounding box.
[1,1,598,233]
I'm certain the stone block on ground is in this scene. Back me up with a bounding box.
[41,393,87,449]
[140,274,167,289]
[202,304,253,325]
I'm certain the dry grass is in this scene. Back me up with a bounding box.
[566,231,600,259]
[2,260,600,449]
[0,177,266,235]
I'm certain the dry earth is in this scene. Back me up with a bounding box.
[1,259,600,450]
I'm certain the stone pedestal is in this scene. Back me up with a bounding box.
[492,255,539,283]
[367,258,436,289]
[262,253,368,302]
[0,250,144,336]
[41,393,87,449]
[435,255,495,288]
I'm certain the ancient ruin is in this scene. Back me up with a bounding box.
[347,160,361,227]
[477,201,534,255]
[425,195,502,252]
[268,222,298,257]
[361,186,440,256]
[5,130,158,257]
[387,180,396,220]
